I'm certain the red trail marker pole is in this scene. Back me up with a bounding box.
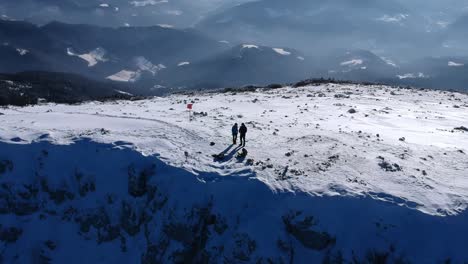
[187,103,193,121]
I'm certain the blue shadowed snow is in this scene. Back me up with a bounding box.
[0,139,467,263]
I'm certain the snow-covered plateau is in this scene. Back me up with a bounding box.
[1,84,468,263]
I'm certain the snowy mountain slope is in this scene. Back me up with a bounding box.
[195,0,438,59]
[0,71,133,106]
[320,50,400,82]
[0,20,228,86]
[1,84,468,262]
[386,56,468,92]
[161,44,312,88]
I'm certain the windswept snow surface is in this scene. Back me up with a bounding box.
[1,84,468,214]
[1,84,468,262]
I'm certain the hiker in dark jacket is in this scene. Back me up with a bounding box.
[239,123,247,147]
[232,123,238,145]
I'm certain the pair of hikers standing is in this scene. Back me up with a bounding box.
[232,123,247,147]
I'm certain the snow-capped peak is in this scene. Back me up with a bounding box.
[130,0,169,7]
[448,61,464,67]
[341,59,364,66]
[242,44,259,49]
[272,48,291,56]
[178,61,190,66]
[16,48,29,56]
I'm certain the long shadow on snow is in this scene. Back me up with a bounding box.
[213,144,244,163]
[0,138,468,261]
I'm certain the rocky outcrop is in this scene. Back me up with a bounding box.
[454,126,468,132]
[377,156,402,172]
[40,178,75,205]
[283,211,336,251]
[0,159,13,175]
[0,225,22,243]
[128,164,156,198]
[74,170,96,197]
[142,245,163,264]
[163,205,219,263]
[76,207,121,243]
[0,182,40,215]
[120,200,146,236]
[226,233,257,263]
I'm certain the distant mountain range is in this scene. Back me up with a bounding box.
[196,0,438,59]
[160,44,313,88]
[0,19,317,89]
[0,0,226,27]
[0,19,229,90]
[1,10,468,94]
